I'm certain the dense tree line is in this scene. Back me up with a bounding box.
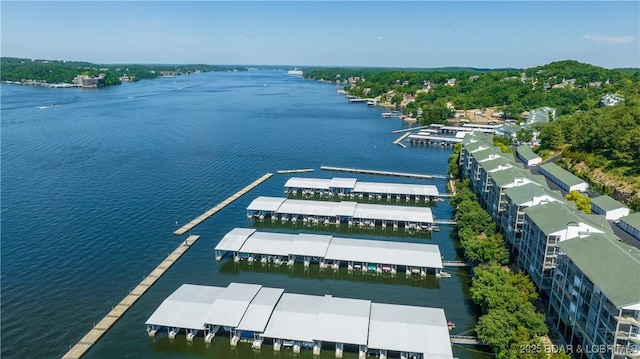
[536,95,640,210]
[0,57,247,85]
[449,179,569,359]
[305,60,640,123]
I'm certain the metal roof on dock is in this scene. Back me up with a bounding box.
[368,303,452,357]
[146,283,454,358]
[237,231,296,257]
[324,237,443,268]
[215,228,256,252]
[214,229,443,268]
[145,284,225,330]
[315,296,371,345]
[247,197,434,223]
[204,283,262,327]
[261,293,325,343]
[236,287,285,333]
[284,177,440,197]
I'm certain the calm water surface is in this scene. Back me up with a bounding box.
[1,71,490,359]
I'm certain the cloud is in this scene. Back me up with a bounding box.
[582,34,635,44]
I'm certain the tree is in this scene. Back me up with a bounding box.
[564,190,591,213]
[538,122,564,150]
[517,129,533,143]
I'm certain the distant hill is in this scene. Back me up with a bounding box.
[0,57,247,85]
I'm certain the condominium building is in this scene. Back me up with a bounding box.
[549,233,640,359]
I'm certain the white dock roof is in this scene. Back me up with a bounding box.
[329,177,358,188]
[214,228,256,252]
[262,293,325,343]
[315,296,371,345]
[284,177,330,190]
[325,237,443,268]
[203,283,262,327]
[239,231,296,257]
[353,203,434,223]
[289,233,333,258]
[352,182,439,197]
[247,196,286,212]
[247,197,434,224]
[236,287,285,333]
[368,303,453,358]
[145,284,224,330]
[276,199,340,217]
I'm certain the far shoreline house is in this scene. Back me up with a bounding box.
[73,74,105,88]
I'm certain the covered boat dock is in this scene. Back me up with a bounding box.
[146,282,454,359]
[284,177,441,202]
[214,228,444,277]
[247,197,435,230]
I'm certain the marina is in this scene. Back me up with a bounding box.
[173,173,273,236]
[320,166,446,179]
[63,235,200,359]
[407,134,463,146]
[284,177,443,202]
[214,228,445,277]
[391,125,430,133]
[246,197,437,230]
[146,282,454,359]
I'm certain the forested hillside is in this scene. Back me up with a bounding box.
[0,57,247,85]
[305,60,640,122]
[306,60,640,209]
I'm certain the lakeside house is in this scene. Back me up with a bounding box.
[73,74,105,88]
[459,132,640,357]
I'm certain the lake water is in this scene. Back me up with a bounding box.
[1,70,489,359]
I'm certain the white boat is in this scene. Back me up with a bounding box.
[287,68,303,76]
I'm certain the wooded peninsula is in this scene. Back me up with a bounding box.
[303,60,640,210]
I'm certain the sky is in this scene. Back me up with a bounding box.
[1,1,639,69]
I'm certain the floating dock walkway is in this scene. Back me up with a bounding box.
[320,166,446,180]
[63,235,200,359]
[145,282,455,359]
[173,173,273,236]
[277,168,314,174]
[392,132,411,145]
[391,125,430,134]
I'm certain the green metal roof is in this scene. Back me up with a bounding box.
[524,201,612,235]
[516,146,541,162]
[590,195,627,212]
[470,147,500,162]
[462,132,492,146]
[504,182,562,205]
[490,167,538,188]
[462,140,487,153]
[524,201,585,234]
[559,233,640,308]
[480,156,513,172]
[620,212,640,230]
[539,163,586,187]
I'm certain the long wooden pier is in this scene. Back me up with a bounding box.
[62,235,200,359]
[391,125,430,134]
[277,168,314,174]
[392,132,411,145]
[320,166,446,180]
[173,173,273,236]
